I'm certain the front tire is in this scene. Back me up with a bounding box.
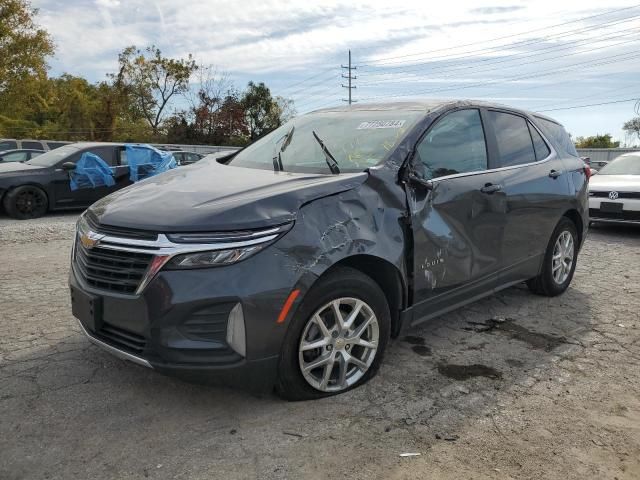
[3,185,49,220]
[276,267,390,401]
[527,217,578,297]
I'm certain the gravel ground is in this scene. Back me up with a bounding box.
[1,213,639,480]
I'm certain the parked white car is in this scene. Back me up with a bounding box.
[589,152,640,224]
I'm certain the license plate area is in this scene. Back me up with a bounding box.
[600,202,623,213]
[70,286,103,332]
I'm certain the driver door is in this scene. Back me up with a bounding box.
[406,108,508,324]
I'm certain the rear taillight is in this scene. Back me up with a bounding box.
[583,164,591,181]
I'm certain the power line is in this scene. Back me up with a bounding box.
[276,66,337,93]
[357,34,640,89]
[537,97,640,112]
[358,50,640,101]
[357,26,640,84]
[530,83,640,110]
[359,4,640,67]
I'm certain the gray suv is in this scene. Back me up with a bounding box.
[69,100,589,400]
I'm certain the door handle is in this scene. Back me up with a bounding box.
[549,169,562,179]
[480,183,502,194]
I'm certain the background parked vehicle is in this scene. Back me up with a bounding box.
[0,138,71,152]
[171,151,205,166]
[0,143,132,219]
[0,149,45,163]
[589,152,640,224]
[69,100,589,400]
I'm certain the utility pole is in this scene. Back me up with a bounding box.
[341,49,357,105]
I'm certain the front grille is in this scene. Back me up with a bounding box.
[590,208,640,222]
[97,322,146,354]
[75,243,152,294]
[589,191,640,199]
[85,213,158,240]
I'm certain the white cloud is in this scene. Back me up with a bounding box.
[31,0,640,138]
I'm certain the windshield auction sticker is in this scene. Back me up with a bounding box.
[357,120,406,129]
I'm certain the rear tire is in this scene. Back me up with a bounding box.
[3,185,49,220]
[276,267,390,401]
[527,217,578,297]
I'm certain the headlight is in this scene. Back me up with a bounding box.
[163,223,293,269]
[166,245,266,269]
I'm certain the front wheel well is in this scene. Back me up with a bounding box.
[322,255,406,338]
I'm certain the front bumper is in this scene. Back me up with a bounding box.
[69,241,303,392]
[589,197,640,224]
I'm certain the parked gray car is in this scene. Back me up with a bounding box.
[69,100,589,400]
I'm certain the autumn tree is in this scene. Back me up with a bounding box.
[116,45,197,136]
[0,0,54,92]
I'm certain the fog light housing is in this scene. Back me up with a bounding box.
[226,303,246,357]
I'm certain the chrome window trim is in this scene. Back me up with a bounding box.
[422,112,557,184]
[77,319,152,368]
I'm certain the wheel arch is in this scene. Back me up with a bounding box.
[2,183,51,212]
[562,209,584,247]
[317,254,407,338]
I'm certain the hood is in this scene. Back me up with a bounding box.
[90,160,368,232]
[589,174,640,192]
[0,161,47,175]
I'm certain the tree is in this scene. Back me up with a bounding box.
[574,134,620,148]
[623,117,640,142]
[241,81,284,140]
[185,65,232,141]
[0,0,54,92]
[116,45,197,136]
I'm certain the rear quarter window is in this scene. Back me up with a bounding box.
[534,117,578,157]
[22,141,44,150]
[0,141,18,151]
[46,142,68,150]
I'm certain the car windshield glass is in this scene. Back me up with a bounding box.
[25,144,82,166]
[228,110,423,174]
[597,155,640,175]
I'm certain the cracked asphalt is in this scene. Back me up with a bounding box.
[1,213,639,480]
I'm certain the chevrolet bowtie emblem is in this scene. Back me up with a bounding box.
[80,231,104,249]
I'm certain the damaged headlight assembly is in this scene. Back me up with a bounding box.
[164,223,293,269]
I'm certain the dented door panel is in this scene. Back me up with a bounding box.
[408,171,506,320]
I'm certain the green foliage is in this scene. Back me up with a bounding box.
[242,81,283,140]
[0,11,294,146]
[0,0,54,91]
[574,134,620,148]
[116,45,198,134]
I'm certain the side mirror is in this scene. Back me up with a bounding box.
[408,172,434,190]
[61,162,76,171]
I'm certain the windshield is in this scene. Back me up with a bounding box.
[228,110,423,174]
[25,144,82,166]
[597,155,640,175]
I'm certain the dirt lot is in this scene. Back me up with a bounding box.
[1,213,639,480]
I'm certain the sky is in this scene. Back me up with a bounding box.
[32,0,640,144]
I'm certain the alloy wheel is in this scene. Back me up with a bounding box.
[552,230,574,284]
[298,297,379,393]
[15,188,47,218]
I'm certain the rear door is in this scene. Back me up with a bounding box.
[484,110,569,283]
[408,108,507,323]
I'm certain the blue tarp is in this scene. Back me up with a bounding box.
[125,144,177,182]
[70,152,116,191]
